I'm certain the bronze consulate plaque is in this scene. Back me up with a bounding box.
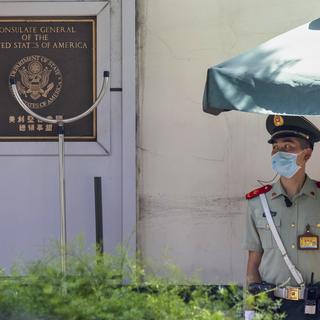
[0,17,96,141]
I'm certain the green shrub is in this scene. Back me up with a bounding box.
[0,240,284,320]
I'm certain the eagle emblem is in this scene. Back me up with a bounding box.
[17,61,54,100]
[9,55,63,109]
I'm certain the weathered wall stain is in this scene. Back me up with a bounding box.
[136,0,320,284]
[139,195,245,219]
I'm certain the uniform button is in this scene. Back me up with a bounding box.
[291,244,296,249]
[291,223,296,228]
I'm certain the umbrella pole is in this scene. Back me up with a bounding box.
[57,120,67,274]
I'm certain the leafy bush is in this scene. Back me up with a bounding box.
[0,240,284,320]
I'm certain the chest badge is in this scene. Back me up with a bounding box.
[298,224,319,250]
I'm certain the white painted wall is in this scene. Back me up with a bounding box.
[137,0,320,284]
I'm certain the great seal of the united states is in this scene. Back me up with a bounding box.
[9,55,63,110]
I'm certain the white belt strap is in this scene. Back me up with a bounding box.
[259,194,305,287]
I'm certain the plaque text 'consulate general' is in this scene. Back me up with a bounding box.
[0,17,96,141]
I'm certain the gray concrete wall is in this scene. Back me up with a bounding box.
[136,0,320,284]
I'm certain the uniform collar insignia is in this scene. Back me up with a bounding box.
[298,175,317,198]
[270,180,285,199]
[270,175,316,200]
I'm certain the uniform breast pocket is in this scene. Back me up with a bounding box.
[256,218,281,250]
[307,218,320,237]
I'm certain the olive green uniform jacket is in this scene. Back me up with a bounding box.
[245,175,320,286]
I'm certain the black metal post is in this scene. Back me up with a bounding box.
[94,176,104,254]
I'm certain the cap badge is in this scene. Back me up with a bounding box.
[274,115,284,127]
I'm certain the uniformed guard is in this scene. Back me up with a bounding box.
[244,115,320,320]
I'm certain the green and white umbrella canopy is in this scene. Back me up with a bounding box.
[203,18,320,116]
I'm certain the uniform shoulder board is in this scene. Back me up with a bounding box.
[316,181,320,188]
[245,185,272,200]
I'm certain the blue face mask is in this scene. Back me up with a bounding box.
[271,151,301,178]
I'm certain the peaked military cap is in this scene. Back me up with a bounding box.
[266,115,320,149]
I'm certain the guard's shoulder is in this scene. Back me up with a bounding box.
[245,185,272,200]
